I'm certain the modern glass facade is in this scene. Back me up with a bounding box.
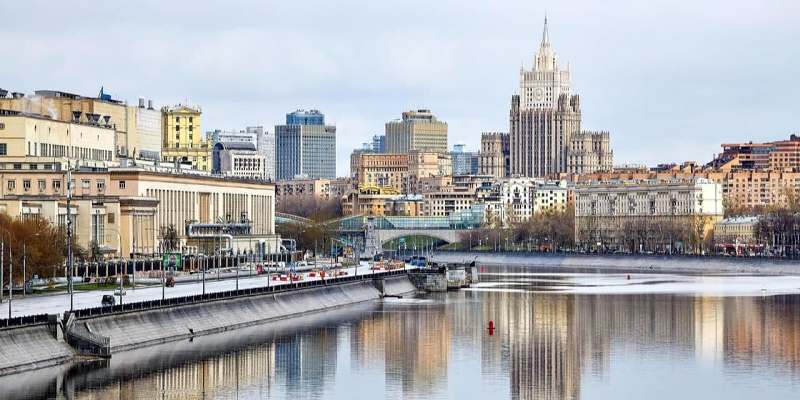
[286,109,325,126]
[372,134,386,153]
[335,205,484,231]
[451,144,480,175]
[276,110,336,180]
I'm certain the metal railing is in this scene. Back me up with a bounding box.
[70,269,408,320]
[0,313,51,330]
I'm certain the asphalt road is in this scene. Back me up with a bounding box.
[2,264,399,319]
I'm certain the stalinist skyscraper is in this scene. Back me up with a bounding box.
[510,18,583,177]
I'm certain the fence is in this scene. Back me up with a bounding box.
[0,313,51,330]
[68,269,408,319]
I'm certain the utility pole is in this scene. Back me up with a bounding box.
[66,164,74,311]
[1,241,4,305]
[22,244,25,298]
[8,248,12,319]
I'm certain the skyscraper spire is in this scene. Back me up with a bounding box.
[541,15,550,47]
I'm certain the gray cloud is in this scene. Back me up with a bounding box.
[2,0,798,175]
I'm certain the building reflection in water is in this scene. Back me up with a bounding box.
[38,271,800,400]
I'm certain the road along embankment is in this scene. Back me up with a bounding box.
[431,252,800,275]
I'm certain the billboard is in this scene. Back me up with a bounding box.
[162,253,183,271]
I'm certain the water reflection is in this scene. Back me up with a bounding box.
[6,266,800,399]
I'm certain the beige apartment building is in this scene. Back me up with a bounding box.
[385,109,448,154]
[352,151,450,194]
[0,168,278,257]
[423,191,476,217]
[0,109,115,170]
[0,89,162,160]
[342,186,423,217]
[572,169,800,211]
[574,179,724,252]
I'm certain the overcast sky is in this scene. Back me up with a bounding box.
[3,0,798,176]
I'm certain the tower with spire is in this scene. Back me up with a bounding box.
[510,17,585,177]
[519,16,572,111]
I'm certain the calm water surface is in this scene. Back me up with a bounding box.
[7,265,800,399]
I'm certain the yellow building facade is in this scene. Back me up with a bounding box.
[161,104,211,171]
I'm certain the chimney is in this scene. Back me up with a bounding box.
[138,98,145,108]
[147,99,153,110]
[0,89,7,98]
[11,92,24,99]
[71,111,82,123]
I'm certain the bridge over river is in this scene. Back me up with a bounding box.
[277,206,485,257]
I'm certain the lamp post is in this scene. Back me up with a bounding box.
[8,248,12,319]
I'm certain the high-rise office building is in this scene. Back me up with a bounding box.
[451,144,479,175]
[275,109,336,180]
[372,134,386,153]
[510,18,581,177]
[385,109,448,154]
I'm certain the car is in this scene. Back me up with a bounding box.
[101,295,115,306]
[114,288,127,296]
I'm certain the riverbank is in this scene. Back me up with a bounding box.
[0,273,417,376]
[431,251,800,275]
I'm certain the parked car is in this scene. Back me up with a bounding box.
[114,288,127,296]
[101,295,115,306]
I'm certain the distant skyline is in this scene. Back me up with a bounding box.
[3,0,798,176]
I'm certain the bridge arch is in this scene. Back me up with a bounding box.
[376,229,461,245]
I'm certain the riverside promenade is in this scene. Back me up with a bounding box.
[0,266,418,376]
[431,251,800,275]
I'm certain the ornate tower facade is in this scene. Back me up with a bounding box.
[510,18,582,177]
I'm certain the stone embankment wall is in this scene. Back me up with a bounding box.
[431,252,800,275]
[0,324,73,376]
[86,280,383,353]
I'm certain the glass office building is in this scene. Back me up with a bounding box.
[276,109,336,180]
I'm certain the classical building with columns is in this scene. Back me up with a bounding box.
[0,167,278,258]
[509,18,612,178]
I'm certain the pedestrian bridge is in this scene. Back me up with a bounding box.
[333,207,484,256]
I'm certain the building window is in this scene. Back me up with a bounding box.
[7,180,15,190]
[23,179,31,191]
[175,116,180,122]
[189,117,193,123]
[53,180,61,191]
[119,180,126,189]
[0,143,6,155]
[175,125,180,131]
[30,164,37,170]
[97,180,105,191]
[37,180,46,192]
[91,213,105,244]
[81,179,90,189]
[13,163,21,170]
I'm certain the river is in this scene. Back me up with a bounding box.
[4,264,800,399]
